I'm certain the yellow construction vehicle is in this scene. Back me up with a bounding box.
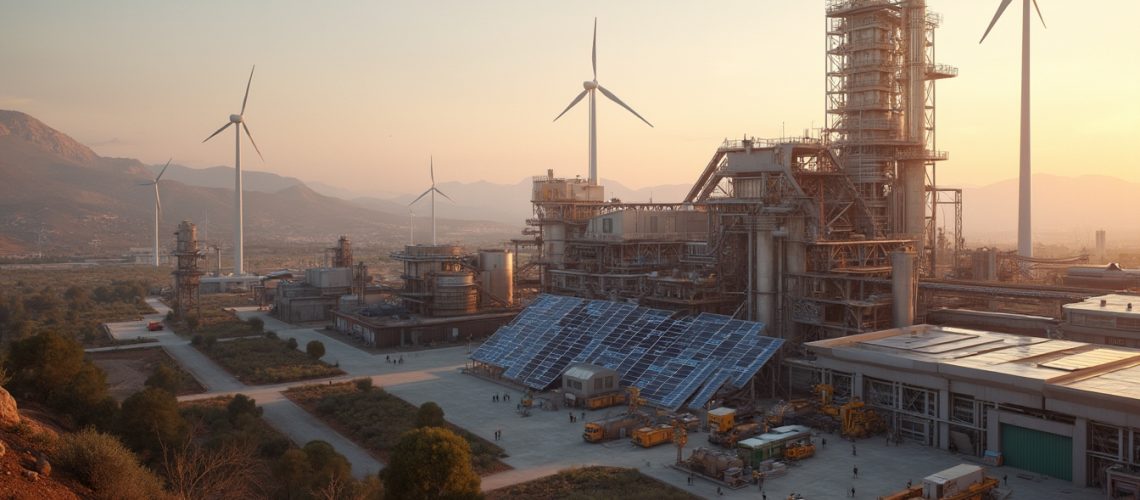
[813,383,840,417]
[631,424,674,448]
[783,439,816,461]
[881,464,1000,500]
[839,398,885,438]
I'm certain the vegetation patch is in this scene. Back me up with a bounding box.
[0,275,157,347]
[485,466,701,500]
[88,347,204,401]
[195,336,343,384]
[285,381,510,476]
[167,293,261,338]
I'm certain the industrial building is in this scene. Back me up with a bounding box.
[520,0,959,345]
[272,236,365,323]
[790,324,1140,488]
[331,244,519,348]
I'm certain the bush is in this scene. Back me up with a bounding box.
[145,363,181,394]
[286,337,299,350]
[415,402,446,429]
[355,378,373,392]
[53,429,168,500]
[227,394,262,423]
[306,340,326,360]
[185,315,200,332]
[264,330,278,339]
[246,317,264,333]
[203,335,218,350]
[191,334,203,346]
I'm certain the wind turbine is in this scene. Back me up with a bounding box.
[409,157,452,246]
[553,18,653,186]
[139,158,171,267]
[203,65,263,276]
[980,0,1046,259]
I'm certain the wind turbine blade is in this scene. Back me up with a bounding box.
[241,65,255,115]
[433,187,454,202]
[592,17,597,80]
[979,0,1013,44]
[553,89,589,122]
[409,188,432,206]
[430,156,434,185]
[597,85,653,128]
[138,181,153,186]
[242,122,264,161]
[1032,0,1046,28]
[155,185,162,219]
[203,122,233,142]
[156,158,172,181]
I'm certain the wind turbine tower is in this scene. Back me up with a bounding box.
[554,18,653,185]
[980,0,1046,259]
[203,65,264,276]
[139,159,171,267]
[409,157,452,246]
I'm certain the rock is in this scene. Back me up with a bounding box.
[0,386,19,428]
[22,469,38,482]
[35,452,51,477]
[0,439,6,457]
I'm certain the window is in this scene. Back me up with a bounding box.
[602,218,613,234]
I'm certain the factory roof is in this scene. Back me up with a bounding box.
[1062,293,1140,318]
[562,363,617,381]
[803,324,1140,410]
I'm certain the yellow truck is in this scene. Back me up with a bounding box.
[631,424,674,448]
[583,413,645,443]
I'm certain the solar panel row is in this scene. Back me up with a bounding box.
[471,294,783,411]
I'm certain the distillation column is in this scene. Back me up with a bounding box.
[899,0,927,246]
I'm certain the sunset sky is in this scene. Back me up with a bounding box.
[1,0,1135,196]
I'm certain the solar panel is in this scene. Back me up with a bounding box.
[470,294,784,410]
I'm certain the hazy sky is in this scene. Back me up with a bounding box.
[2,1,1136,196]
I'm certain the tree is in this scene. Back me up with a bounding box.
[161,429,265,500]
[383,427,481,500]
[4,331,113,427]
[306,340,325,360]
[145,363,182,394]
[226,394,262,424]
[415,402,446,429]
[272,440,354,499]
[116,387,185,456]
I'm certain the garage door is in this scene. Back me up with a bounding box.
[1001,423,1072,481]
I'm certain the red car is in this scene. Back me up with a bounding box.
[147,321,164,331]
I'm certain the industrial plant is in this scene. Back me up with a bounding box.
[141,0,1140,495]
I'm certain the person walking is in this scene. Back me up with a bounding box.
[852,444,857,456]
[822,437,827,448]
[1003,474,1008,486]
[716,486,723,496]
[853,465,858,478]
[850,487,855,497]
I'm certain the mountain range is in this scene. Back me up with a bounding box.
[2,109,1137,257]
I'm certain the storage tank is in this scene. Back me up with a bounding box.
[479,249,514,306]
[434,272,478,316]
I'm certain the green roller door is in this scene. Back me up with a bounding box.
[1001,423,1072,481]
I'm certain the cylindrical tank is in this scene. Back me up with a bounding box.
[546,223,566,268]
[176,221,198,253]
[433,272,478,316]
[891,249,916,328]
[479,249,514,306]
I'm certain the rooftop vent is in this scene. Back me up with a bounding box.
[1129,303,1134,311]
[1100,299,1108,307]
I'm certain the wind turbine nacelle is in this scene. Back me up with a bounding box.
[229,114,243,123]
[583,80,598,90]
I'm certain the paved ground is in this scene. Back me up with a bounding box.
[97,304,1108,498]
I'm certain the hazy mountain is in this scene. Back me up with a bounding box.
[962,174,1140,247]
[146,163,307,194]
[0,110,516,257]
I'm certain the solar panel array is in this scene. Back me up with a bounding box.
[471,294,783,410]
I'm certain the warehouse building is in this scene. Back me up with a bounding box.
[789,324,1140,488]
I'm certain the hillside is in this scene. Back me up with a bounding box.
[0,110,518,257]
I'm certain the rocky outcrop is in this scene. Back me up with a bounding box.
[0,387,19,428]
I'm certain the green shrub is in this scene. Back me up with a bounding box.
[286,337,299,350]
[306,340,326,360]
[246,317,264,333]
[355,377,373,392]
[53,429,168,500]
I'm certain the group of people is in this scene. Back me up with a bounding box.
[491,392,511,402]
[384,354,403,364]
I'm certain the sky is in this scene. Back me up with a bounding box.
[1,0,1137,197]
